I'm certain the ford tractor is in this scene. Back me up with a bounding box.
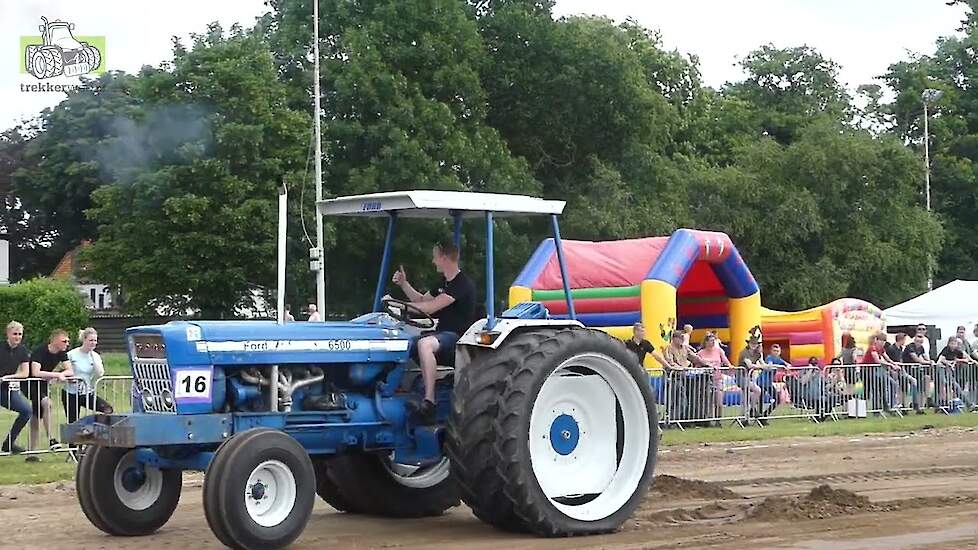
[63,191,658,549]
[26,17,101,79]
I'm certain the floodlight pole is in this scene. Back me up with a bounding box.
[313,0,326,316]
[922,88,942,292]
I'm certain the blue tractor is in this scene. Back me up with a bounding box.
[64,191,658,549]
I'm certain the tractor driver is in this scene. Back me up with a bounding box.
[390,240,476,424]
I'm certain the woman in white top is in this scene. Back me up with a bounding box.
[62,327,113,424]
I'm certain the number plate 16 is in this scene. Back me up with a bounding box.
[174,368,212,403]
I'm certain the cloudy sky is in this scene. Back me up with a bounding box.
[1,0,968,130]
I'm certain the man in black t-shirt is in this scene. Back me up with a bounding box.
[902,334,931,413]
[26,330,71,455]
[625,322,666,368]
[0,321,32,454]
[392,240,476,424]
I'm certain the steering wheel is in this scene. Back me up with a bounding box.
[382,297,436,330]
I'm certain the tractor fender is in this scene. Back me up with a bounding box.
[454,318,584,372]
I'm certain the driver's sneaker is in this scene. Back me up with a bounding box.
[407,399,437,425]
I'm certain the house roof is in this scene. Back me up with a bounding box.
[50,240,92,282]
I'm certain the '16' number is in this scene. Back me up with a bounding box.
[181,375,207,394]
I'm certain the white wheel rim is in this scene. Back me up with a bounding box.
[528,353,650,521]
[113,450,164,511]
[245,460,297,528]
[382,456,450,489]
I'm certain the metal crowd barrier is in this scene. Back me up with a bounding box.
[0,375,134,460]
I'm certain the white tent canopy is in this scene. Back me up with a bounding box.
[884,280,978,345]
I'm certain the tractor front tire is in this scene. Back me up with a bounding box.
[486,327,657,536]
[322,453,458,517]
[79,446,183,536]
[82,43,101,71]
[203,429,315,550]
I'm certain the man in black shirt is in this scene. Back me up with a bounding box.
[902,334,931,413]
[625,322,666,367]
[26,330,70,456]
[0,321,33,454]
[392,240,476,424]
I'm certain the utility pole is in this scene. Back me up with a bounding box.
[922,88,942,292]
[312,0,326,317]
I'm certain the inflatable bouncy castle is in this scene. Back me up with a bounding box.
[509,229,884,368]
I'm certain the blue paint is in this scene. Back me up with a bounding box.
[645,229,699,286]
[501,301,549,320]
[373,212,398,312]
[486,211,496,330]
[512,239,556,287]
[712,253,759,298]
[551,215,576,321]
[549,414,580,455]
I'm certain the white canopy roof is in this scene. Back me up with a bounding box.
[317,190,565,218]
[884,280,978,342]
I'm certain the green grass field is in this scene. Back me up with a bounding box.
[2,356,977,485]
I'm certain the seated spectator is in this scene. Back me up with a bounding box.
[626,322,668,368]
[63,328,113,425]
[24,329,71,460]
[0,321,31,455]
[862,332,901,413]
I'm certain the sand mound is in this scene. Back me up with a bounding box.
[650,475,740,500]
[750,485,872,521]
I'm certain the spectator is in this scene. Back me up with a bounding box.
[25,329,71,459]
[826,358,850,397]
[861,332,900,413]
[662,331,703,425]
[955,326,978,404]
[682,324,694,350]
[283,305,295,322]
[973,324,978,356]
[902,333,931,414]
[697,332,736,424]
[935,336,977,412]
[625,322,668,368]
[915,323,932,360]
[734,335,764,422]
[760,344,790,418]
[884,333,919,413]
[63,328,113,425]
[800,357,838,417]
[841,333,857,365]
[0,321,31,454]
[306,303,322,322]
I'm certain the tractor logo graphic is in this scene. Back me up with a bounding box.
[24,17,102,79]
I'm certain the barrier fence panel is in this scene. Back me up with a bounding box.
[753,365,833,424]
[657,366,749,429]
[0,375,134,459]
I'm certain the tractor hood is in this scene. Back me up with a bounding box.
[128,319,413,366]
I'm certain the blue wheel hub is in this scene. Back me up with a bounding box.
[121,467,146,492]
[549,413,580,456]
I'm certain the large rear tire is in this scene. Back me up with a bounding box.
[312,457,361,513]
[322,453,458,517]
[487,327,657,536]
[81,446,183,536]
[446,329,551,530]
[204,429,315,550]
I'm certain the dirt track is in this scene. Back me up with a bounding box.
[5,426,978,549]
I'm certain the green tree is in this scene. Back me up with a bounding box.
[269,0,537,313]
[85,25,308,317]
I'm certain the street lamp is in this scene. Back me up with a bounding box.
[922,88,942,291]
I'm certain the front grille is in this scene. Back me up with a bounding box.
[132,359,176,414]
